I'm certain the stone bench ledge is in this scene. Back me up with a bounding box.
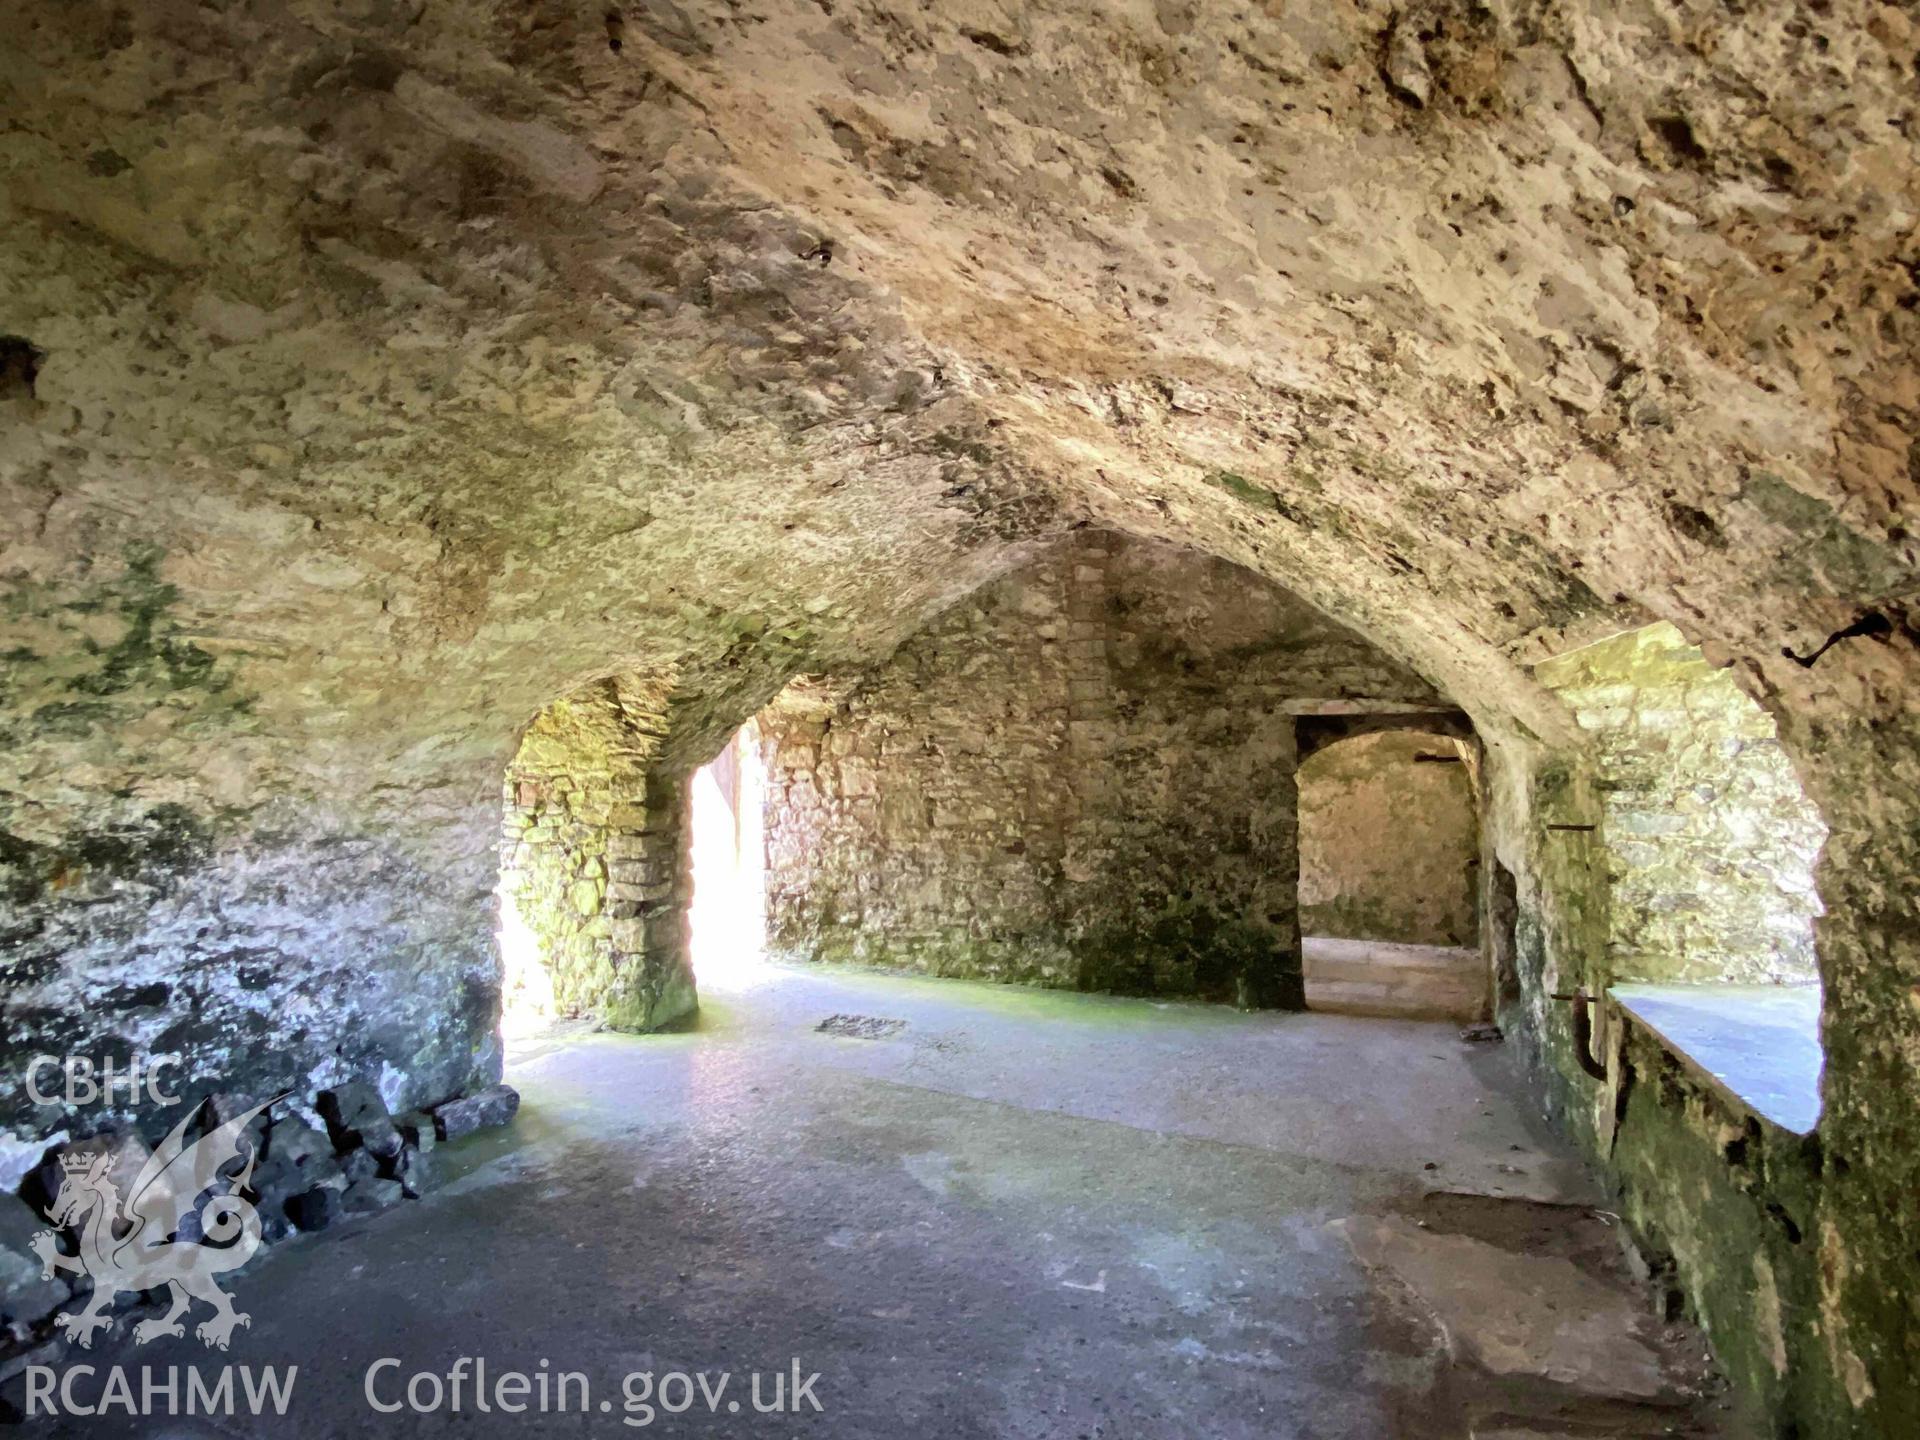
[1609,981,1823,1135]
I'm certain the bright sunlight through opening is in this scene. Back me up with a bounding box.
[689,721,769,989]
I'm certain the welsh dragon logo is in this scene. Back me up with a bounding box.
[29,1097,280,1351]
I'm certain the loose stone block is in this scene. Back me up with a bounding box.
[431,1084,521,1142]
[0,1193,70,1333]
[317,1082,401,1159]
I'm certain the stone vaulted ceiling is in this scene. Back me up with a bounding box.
[3,1,1920,1421]
[2,0,1914,788]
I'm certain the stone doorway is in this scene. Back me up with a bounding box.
[689,722,770,989]
[1297,730,1486,1020]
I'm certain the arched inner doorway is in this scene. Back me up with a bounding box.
[1299,731,1479,948]
[1296,729,1486,1021]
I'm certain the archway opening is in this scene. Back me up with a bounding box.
[1535,623,1828,1133]
[497,869,557,1041]
[494,675,698,1043]
[688,722,770,989]
[1296,729,1486,1021]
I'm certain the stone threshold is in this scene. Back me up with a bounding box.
[1304,936,1487,1022]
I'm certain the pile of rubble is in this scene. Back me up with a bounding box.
[0,1081,519,1355]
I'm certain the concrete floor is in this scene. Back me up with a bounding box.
[17,965,1728,1438]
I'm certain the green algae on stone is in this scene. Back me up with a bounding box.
[0,544,249,753]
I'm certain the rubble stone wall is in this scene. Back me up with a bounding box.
[1298,730,1480,947]
[1535,624,1825,985]
[761,535,1443,1005]
[499,675,696,1033]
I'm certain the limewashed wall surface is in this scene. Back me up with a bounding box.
[760,535,1441,1006]
[1298,730,1479,946]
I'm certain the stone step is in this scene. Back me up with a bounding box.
[1307,954,1485,986]
[1308,946,1481,974]
[1306,973,1481,1001]
[1306,980,1485,1022]
[1303,936,1487,1021]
